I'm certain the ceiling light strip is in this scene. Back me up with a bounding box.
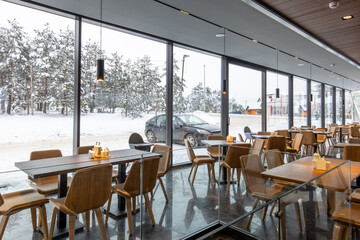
[242,0,360,69]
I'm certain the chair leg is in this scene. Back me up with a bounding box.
[191,164,199,184]
[85,211,90,230]
[280,205,287,240]
[94,208,107,240]
[207,163,211,179]
[144,193,155,226]
[0,215,9,239]
[37,210,42,227]
[30,208,37,230]
[126,198,133,235]
[105,192,113,224]
[332,223,350,240]
[246,199,259,229]
[49,208,58,240]
[132,197,137,214]
[227,168,231,191]
[269,201,276,215]
[261,204,268,221]
[158,177,168,202]
[188,164,195,180]
[211,163,216,184]
[294,202,302,233]
[236,168,241,184]
[39,205,49,240]
[231,168,235,178]
[68,215,75,240]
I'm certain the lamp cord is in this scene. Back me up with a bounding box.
[100,0,103,58]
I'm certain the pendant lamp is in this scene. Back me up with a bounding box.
[275,49,280,98]
[97,0,104,82]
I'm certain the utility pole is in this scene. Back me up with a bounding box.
[181,54,190,85]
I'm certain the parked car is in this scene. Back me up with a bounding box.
[145,114,221,147]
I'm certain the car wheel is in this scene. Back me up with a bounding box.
[185,134,197,147]
[146,130,156,143]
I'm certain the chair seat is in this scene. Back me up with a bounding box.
[332,202,360,227]
[193,156,215,163]
[30,176,72,195]
[286,147,297,153]
[350,189,360,203]
[0,189,49,215]
[112,183,131,198]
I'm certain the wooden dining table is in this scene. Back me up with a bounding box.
[261,157,360,239]
[15,149,160,237]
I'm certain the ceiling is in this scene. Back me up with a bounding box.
[25,0,360,89]
[258,0,360,65]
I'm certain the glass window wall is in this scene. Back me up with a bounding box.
[325,85,333,124]
[266,71,289,131]
[80,21,166,151]
[336,88,343,125]
[172,46,221,165]
[293,77,308,127]
[0,1,75,174]
[345,90,353,124]
[229,64,263,136]
[311,81,322,128]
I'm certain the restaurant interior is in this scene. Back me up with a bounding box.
[1,0,360,239]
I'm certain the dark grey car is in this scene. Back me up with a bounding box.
[145,114,221,147]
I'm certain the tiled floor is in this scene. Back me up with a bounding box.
[2,163,341,240]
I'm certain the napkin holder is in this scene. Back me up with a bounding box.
[312,154,330,171]
[226,136,236,142]
[94,144,102,158]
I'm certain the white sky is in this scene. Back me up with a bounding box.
[0,0,265,105]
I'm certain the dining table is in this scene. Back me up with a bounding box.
[261,157,360,239]
[15,149,160,238]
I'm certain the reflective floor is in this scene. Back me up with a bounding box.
[2,164,339,240]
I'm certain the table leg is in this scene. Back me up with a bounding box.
[117,163,126,210]
[58,174,68,228]
[302,186,316,239]
[340,128,343,143]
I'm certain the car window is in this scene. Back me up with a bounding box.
[173,116,183,126]
[178,115,207,125]
[156,115,166,127]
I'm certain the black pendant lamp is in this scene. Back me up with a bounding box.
[309,64,313,102]
[222,79,227,94]
[275,49,280,98]
[97,0,104,82]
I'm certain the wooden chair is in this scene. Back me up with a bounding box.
[244,126,254,143]
[276,130,290,138]
[249,138,265,156]
[105,158,159,235]
[350,126,360,138]
[152,144,172,202]
[286,133,303,160]
[240,154,302,237]
[343,145,360,161]
[49,164,112,239]
[300,130,318,156]
[327,126,338,155]
[206,135,225,159]
[129,133,151,151]
[341,126,350,142]
[219,144,251,191]
[314,128,327,156]
[348,138,360,144]
[264,136,286,166]
[185,139,216,184]
[29,149,72,196]
[331,200,360,240]
[238,133,245,142]
[77,145,118,184]
[0,190,49,239]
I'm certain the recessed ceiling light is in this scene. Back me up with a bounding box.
[342,15,354,20]
[294,56,299,59]
[180,10,189,15]
[298,63,304,67]
[216,33,225,38]
[252,39,258,43]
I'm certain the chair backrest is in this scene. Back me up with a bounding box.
[244,126,251,133]
[351,126,360,138]
[240,154,266,194]
[184,139,196,162]
[124,157,160,196]
[64,164,112,214]
[258,131,271,135]
[314,128,327,142]
[249,139,265,156]
[349,138,360,144]
[300,130,316,145]
[152,144,172,176]
[292,133,303,152]
[342,126,350,134]
[129,133,145,144]
[329,126,338,138]
[29,149,63,182]
[276,130,290,138]
[266,136,286,152]
[343,145,360,162]
[224,144,251,168]
[207,135,225,157]
[77,145,94,155]
[264,149,284,169]
[238,133,245,142]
